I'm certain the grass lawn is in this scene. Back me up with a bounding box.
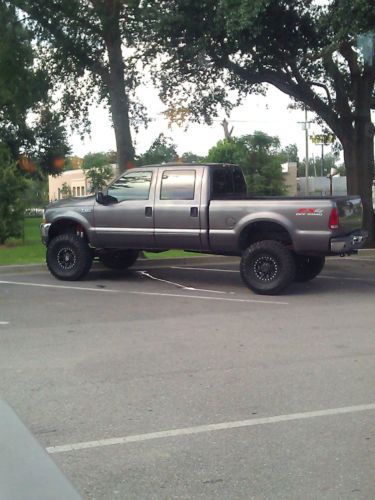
[0,218,46,266]
[0,217,205,266]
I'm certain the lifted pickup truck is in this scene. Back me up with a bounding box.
[41,163,366,294]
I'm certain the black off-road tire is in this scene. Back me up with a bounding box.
[240,240,296,295]
[294,255,325,282]
[47,234,93,281]
[99,250,139,270]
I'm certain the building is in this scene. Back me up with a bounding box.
[281,162,298,195]
[48,165,118,201]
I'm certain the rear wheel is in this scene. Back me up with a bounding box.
[47,234,93,281]
[240,240,295,295]
[294,255,325,282]
[99,250,139,270]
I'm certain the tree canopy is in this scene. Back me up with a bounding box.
[136,134,178,166]
[0,2,70,176]
[12,0,152,173]
[146,0,375,240]
[82,151,115,192]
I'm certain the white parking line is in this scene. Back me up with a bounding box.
[46,402,375,454]
[0,321,9,325]
[0,280,288,305]
[172,266,237,273]
[0,280,119,293]
[173,267,375,284]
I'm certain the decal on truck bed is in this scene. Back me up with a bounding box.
[296,208,324,216]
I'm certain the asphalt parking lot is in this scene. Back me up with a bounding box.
[1,254,375,500]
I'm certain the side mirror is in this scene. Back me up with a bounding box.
[96,191,118,205]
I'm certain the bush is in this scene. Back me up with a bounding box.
[0,162,27,244]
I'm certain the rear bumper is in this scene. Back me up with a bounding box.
[40,223,51,245]
[330,230,368,254]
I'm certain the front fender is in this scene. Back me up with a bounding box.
[48,212,96,246]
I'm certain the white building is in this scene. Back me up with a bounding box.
[48,165,118,201]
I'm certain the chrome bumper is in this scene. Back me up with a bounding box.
[40,223,51,245]
[330,230,368,254]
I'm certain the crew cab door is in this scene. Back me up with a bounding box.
[93,169,155,248]
[154,167,203,250]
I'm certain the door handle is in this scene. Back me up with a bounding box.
[145,206,153,217]
[190,207,198,217]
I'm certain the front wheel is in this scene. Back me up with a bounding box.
[99,250,139,270]
[294,255,325,282]
[47,234,93,281]
[240,240,296,295]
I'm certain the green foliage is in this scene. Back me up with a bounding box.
[181,152,205,163]
[23,177,49,208]
[0,3,70,175]
[206,131,287,195]
[298,153,341,178]
[34,110,71,176]
[0,157,27,244]
[60,182,72,199]
[82,152,114,192]
[136,134,178,166]
[281,144,299,164]
[13,0,150,170]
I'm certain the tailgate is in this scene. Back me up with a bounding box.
[335,196,363,234]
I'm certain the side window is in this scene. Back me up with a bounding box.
[160,170,196,200]
[108,171,152,202]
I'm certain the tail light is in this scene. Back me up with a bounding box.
[329,207,339,229]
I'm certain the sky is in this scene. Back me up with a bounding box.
[69,83,335,162]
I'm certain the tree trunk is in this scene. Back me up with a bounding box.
[343,118,375,245]
[102,11,135,174]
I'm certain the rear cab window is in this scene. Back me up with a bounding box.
[211,166,247,198]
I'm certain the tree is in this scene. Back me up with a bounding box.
[0,2,70,175]
[147,0,375,241]
[181,152,204,163]
[206,131,286,195]
[281,144,299,164]
[82,152,115,192]
[13,0,149,173]
[0,148,27,244]
[136,134,178,166]
[299,153,339,178]
[60,182,72,199]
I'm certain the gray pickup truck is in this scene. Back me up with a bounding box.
[41,163,366,294]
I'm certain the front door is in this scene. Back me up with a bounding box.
[154,167,203,250]
[94,169,155,249]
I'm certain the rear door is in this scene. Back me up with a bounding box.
[154,167,204,250]
[94,169,155,248]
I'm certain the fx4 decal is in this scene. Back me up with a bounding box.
[296,208,324,216]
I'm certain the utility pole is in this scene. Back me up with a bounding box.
[298,108,312,195]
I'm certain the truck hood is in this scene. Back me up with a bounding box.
[46,196,96,209]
